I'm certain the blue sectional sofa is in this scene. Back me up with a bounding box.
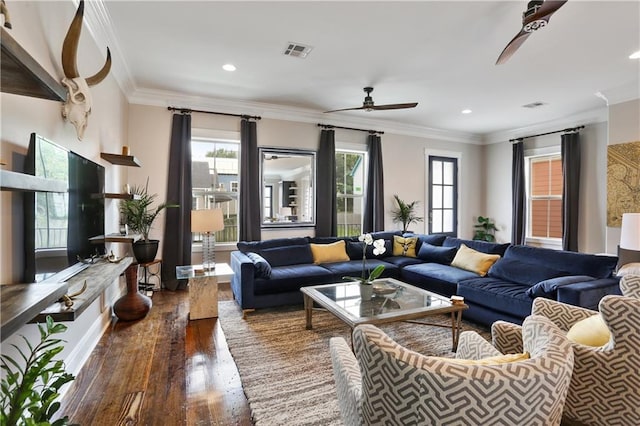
[230,232,620,326]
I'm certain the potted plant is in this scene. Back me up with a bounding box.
[473,215,498,242]
[120,180,178,264]
[391,195,424,233]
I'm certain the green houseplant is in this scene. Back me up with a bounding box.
[0,316,75,426]
[473,215,498,242]
[120,180,178,263]
[391,195,424,233]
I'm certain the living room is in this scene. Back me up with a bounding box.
[1,1,639,424]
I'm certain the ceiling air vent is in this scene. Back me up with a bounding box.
[283,42,313,58]
[522,101,547,109]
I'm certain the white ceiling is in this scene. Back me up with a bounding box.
[94,1,639,140]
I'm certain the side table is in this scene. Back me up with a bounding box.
[137,258,162,292]
[176,263,234,320]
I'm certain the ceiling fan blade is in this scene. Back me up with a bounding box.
[370,102,418,110]
[323,106,366,113]
[528,0,567,22]
[496,30,532,65]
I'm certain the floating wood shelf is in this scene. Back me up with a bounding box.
[0,169,67,192]
[0,27,65,101]
[100,153,141,167]
[92,193,141,200]
[32,257,133,323]
[1,282,69,341]
[89,233,142,244]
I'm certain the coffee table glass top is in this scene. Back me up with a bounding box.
[303,278,454,323]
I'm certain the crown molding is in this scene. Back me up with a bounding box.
[595,81,640,106]
[483,105,609,145]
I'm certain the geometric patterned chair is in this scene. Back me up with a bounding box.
[330,315,574,426]
[620,273,640,298]
[492,294,640,426]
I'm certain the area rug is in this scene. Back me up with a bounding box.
[218,301,490,426]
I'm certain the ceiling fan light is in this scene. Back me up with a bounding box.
[630,50,640,59]
[461,109,472,114]
[222,64,236,72]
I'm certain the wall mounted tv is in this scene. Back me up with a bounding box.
[23,133,105,283]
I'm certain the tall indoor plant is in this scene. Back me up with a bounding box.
[473,215,498,242]
[120,180,178,263]
[391,195,424,233]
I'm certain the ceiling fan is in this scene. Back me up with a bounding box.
[324,87,418,113]
[496,0,568,65]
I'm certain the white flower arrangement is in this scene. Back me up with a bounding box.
[343,233,387,285]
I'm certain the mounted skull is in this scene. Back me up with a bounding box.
[61,0,111,140]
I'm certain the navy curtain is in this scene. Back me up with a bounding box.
[511,140,526,245]
[316,129,337,237]
[162,113,192,291]
[363,133,385,233]
[239,119,261,241]
[562,132,581,251]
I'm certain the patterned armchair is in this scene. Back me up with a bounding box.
[330,315,573,426]
[620,273,640,298]
[492,291,640,426]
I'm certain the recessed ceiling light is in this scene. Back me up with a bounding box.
[461,109,472,114]
[630,50,640,59]
[222,64,236,71]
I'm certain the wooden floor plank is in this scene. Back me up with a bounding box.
[59,284,252,425]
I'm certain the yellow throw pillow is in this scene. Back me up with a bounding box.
[434,352,530,365]
[566,314,611,347]
[309,241,350,264]
[450,244,500,276]
[392,236,418,257]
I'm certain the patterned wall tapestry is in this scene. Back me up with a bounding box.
[607,141,640,226]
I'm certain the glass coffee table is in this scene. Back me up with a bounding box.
[300,278,468,351]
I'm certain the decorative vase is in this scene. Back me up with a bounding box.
[132,239,159,264]
[359,283,373,301]
[113,264,152,321]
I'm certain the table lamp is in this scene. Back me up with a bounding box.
[280,207,292,220]
[192,208,225,271]
[618,212,640,269]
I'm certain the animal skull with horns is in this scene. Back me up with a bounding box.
[61,0,111,140]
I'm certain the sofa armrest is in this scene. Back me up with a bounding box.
[230,250,258,310]
[556,277,621,310]
[329,337,362,426]
[532,298,595,332]
[456,331,502,360]
[491,321,524,354]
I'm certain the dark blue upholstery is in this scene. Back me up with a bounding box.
[488,257,569,286]
[401,263,478,297]
[526,275,596,298]
[245,252,272,278]
[254,264,333,295]
[457,277,533,319]
[237,237,310,253]
[404,233,447,251]
[382,256,423,268]
[260,245,313,267]
[320,259,400,279]
[346,240,393,260]
[417,243,457,264]
[443,237,510,256]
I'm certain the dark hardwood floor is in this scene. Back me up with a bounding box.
[59,284,253,425]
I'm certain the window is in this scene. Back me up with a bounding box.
[428,156,458,236]
[527,154,563,239]
[263,185,273,219]
[191,138,240,243]
[336,150,366,237]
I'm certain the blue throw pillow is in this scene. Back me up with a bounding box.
[417,243,457,265]
[245,252,272,278]
[488,257,568,286]
[259,245,313,267]
[527,275,596,298]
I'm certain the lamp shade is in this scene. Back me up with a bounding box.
[620,213,640,251]
[191,209,225,233]
[280,207,292,216]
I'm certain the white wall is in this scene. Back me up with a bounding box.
[485,120,610,253]
[606,99,640,253]
[1,1,129,379]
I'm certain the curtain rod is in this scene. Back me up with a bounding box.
[317,123,384,135]
[509,125,584,143]
[167,106,261,121]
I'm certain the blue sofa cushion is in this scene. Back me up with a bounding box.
[320,259,400,279]
[404,233,447,251]
[370,231,402,241]
[245,252,272,278]
[502,245,618,279]
[488,257,568,286]
[527,275,596,298]
[382,256,423,268]
[260,245,314,267]
[457,277,533,318]
[417,243,458,265]
[310,236,355,244]
[237,237,310,253]
[402,263,480,284]
[443,237,510,256]
[346,240,393,260]
[254,264,334,295]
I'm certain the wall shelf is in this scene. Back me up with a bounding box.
[92,193,141,200]
[89,233,141,244]
[100,153,141,167]
[0,27,65,101]
[0,169,67,192]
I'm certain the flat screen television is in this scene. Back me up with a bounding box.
[23,133,105,283]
